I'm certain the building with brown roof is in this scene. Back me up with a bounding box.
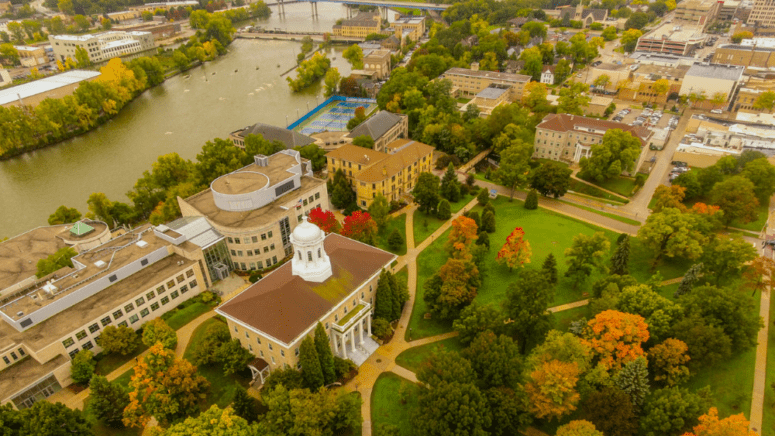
[325,139,434,208]
[178,150,330,274]
[549,4,608,28]
[217,219,396,380]
[441,65,531,102]
[534,114,652,163]
[332,12,381,38]
[345,110,408,152]
[0,224,208,410]
[228,122,318,149]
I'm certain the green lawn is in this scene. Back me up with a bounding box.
[580,175,639,197]
[395,337,463,373]
[730,200,769,232]
[553,305,591,332]
[762,294,775,436]
[183,317,251,409]
[165,302,213,330]
[412,193,475,245]
[111,368,134,390]
[94,336,148,376]
[558,200,642,226]
[569,179,629,204]
[376,214,407,255]
[371,373,419,436]
[407,196,691,340]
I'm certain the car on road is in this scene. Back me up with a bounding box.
[710,109,723,114]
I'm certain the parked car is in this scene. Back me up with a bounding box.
[710,109,723,114]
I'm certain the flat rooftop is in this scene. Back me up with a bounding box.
[444,68,531,83]
[184,176,326,229]
[0,226,167,322]
[0,226,69,292]
[640,23,705,42]
[211,153,297,196]
[477,85,510,99]
[218,234,395,344]
[0,70,101,106]
[0,250,193,351]
[685,63,745,81]
[0,354,68,402]
[632,63,690,79]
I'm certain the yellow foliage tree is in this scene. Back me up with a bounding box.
[682,408,757,436]
[526,360,581,421]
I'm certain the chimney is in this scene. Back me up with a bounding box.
[471,62,480,71]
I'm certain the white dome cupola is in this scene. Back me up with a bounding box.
[290,216,332,282]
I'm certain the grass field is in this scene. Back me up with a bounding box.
[376,214,407,255]
[371,373,419,436]
[569,179,629,204]
[558,200,642,226]
[166,301,214,330]
[412,193,475,245]
[762,294,775,436]
[395,337,463,373]
[407,196,691,340]
[580,175,638,197]
[730,201,770,232]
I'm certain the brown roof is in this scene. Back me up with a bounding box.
[217,234,395,345]
[326,144,387,167]
[358,140,434,183]
[537,114,652,144]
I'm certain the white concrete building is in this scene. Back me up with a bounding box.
[678,63,745,104]
[49,31,154,63]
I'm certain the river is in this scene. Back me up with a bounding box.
[0,2,375,238]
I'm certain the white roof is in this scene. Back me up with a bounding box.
[14,45,45,52]
[0,70,101,106]
[103,39,137,50]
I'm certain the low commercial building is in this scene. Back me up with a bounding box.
[533,113,652,164]
[113,22,181,41]
[15,46,49,67]
[469,84,513,115]
[540,65,555,85]
[229,123,317,149]
[178,150,330,274]
[585,63,631,90]
[733,77,775,112]
[678,63,745,109]
[49,31,154,63]
[362,49,391,80]
[0,70,101,108]
[0,68,10,86]
[617,64,688,104]
[346,111,408,152]
[713,38,775,68]
[718,0,741,20]
[441,65,531,102]
[393,16,425,43]
[217,218,396,381]
[129,1,198,12]
[628,51,699,67]
[0,0,10,13]
[332,12,380,39]
[106,10,141,23]
[674,0,720,27]
[635,23,707,56]
[0,224,208,409]
[325,139,434,208]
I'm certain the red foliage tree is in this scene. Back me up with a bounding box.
[496,227,532,271]
[308,207,340,234]
[340,211,378,245]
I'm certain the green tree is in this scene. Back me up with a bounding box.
[97,325,137,356]
[564,232,611,287]
[621,28,643,52]
[324,67,341,97]
[453,302,503,345]
[558,81,591,115]
[0,43,20,65]
[352,134,374,149]
[129,57,165,87]
[299,336,324,391]
[412,172,441,214]
[640,387,711,436]
[625,13,649,30]
[374,269,394,321]
[520,46,544,81]
[13,401,92,436]
[413,382,491,436]
[215,339,253,375]
[753,90,775,111]
[701,236,757,285]
[542,253,558,284]
[329,169,356,210]
[71,349,95,384]
[671,314,732,367]
[648,338,691,387]
[710,175,760,227]
[525,189,538,210]
[554,59,571,84]
[614,356,650,407]
[161,405,253,435]
[481,209,496,233]
[295,143,327,171]
[440,162,462,202]
[463,331,524,390]
[314,322,336,385]
[257,385,361,435]
[36,246,77,278]
[579,129,643,181]
[141,318,177,349]
[437,199,451,220]
[231,387,259,423]
[637,208,706,269]
[583,388,639,436]
[477,188,490,206]
[602,26,618,41]
[388,229,404,251]
[742,157,775,200]
[88,375,129,427]
[674,263,703,298]
[557,420,604,436]
[7,22,24,43]
[74,46,90,68]
[530,161,573,198]
[503,270,554,353]
[617,284,681,344]
[172,50,190,71]
[498,139,532,200]
[343,44,364,69]
[367,193,390,229]
[189,321,230,366]
[610,234,630,276]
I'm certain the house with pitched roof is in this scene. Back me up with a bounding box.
[345,111,408,152]
[540,65,555,85]
[325,139,434,207]
[229,122,318,149]
[216,218,396,382]
[534,113,652,163]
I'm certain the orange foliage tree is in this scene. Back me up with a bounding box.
[742,256,775,297]
[526,360,581,421]
[340,210,378,245]
[122,343,209,427]
[582,310,650,371]
[648,338,691,387]
[496,227,532,271]
[682,408,757,436]
[308,207,340,234]
[446,215,479,259]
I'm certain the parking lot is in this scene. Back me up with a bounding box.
[610,107,676,131]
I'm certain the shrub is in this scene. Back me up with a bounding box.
[372,318,392,339]
[97,325,138,356]
[525,190,539,210]
[477,188,490,206]
[388,229,404,251]
[142,318,178,349]
[437,199,451,220]
[466,173,475,187]
[249,272,262,283]
[333,356,357,380]
[460,184,470,197]
[71,350,95,384]
[200,291,215,303]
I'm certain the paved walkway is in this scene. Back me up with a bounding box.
[749,282,772,433]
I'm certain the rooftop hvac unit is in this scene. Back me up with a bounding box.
[42,281,58,295]
[16,311,23,317]
[94,260,107,268]
[136,240,149,248]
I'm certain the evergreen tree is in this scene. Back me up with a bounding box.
[388,270,407,320]
[610,235,631,276]
[299,336,324,391]
[542,253,558,284]
[374,269,394,321]
[481,210,496,233]
[88,375,129,427]
[437,199,451,220]
[314,323,336,385]
[388,229,404,251]
[476,231,490,250]
[525,190,538,210]
[615,356,650,407]
[231,387,259,423]
[477,187,490,206]
[675,263,703,298]
[484,202,496,217]
[466,210,481,228]
[440,162,461,202]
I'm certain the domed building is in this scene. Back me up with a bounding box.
[216,218,396,384]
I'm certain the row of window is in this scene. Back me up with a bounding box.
[231,244,275,257]
[2,347,26,366]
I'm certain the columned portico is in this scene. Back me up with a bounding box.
[573,142,592,163]
[330,303,376,366]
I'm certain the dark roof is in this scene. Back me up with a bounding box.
[537,114,652,144]
[583,8,608,21]
[381,35,400,46]
[217,234,395,344]
[542,65,556,73]
[718,43,775,53]
[235,123,315,148]
[346,111,404,140]
[685,63,745,81]
[508,17,529,27]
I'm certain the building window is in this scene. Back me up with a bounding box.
[231,250,237,256]
[146,291,155,301]
[228,237,233,243]
[315,192,320,199]
[268,343,273,351]
[252,236,258,243]
[63,338,74,348]
[82,341,93,351]
[256,337,261,344]
[271,356,275,364]
[261,233,267,240]
[190,280,197,289]
[118,321,128,327]
[177,275,185,283]
[268,231,273,238]
[245,331,250,338]
[303,199,308,206]
[156,285,166,294]
[17,348,24,357]
[2,356,9,365]
[260,350,264,357]
[295,348,300,356]
[75,330,87,341]
[234,238,240,244]
[186,270,194,278]
[101,316,111,327]
[325,323,329,329]
[10,352,17,360]
[270,244,275,251]
[130,314,139,324]
[249,344,253,351]
[180,285,188,294]
[171,290,179,299]
[335,315,339,322]
[151,302,160,311]
[89,323,99,334]
[273,256,277,264]
[298,215,303,222]
[125,303,134,313]
[161,296,170,305]
[140,308,150,318]
[135,297,145,306]
[281,350,285,357]
[361,292,364,298]
[247,250,253,256]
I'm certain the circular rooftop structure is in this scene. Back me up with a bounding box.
[291,217,323,245]
[210,171,272,212]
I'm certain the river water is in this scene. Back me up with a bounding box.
[0,2,368,238]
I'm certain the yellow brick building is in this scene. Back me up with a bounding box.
[441,66,531,102]
[325,139,434,208]
[332,12,381,38]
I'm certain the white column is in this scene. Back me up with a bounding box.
[333,332,339,355]
[341,332,347,359]
[359,322,364,345]
[350,329,356,350]
[367,314,372,336]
